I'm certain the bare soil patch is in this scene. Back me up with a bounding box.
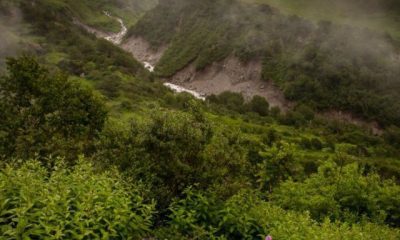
[121,37,167,65]
[169,57,292,110]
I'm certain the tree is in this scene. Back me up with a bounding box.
[256,141,302,192]
[0,56,107,160]
[247,95,270,116]
[143,104,213,204]
[208,91,246,113]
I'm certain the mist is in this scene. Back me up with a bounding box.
[0,6,23,70]
[226,0,400,70]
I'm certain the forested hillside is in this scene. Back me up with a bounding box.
[0,0,400,239]
[129,0,400,127]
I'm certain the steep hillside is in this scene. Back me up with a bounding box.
[1,0,400,239]
[127,0,400,127]
[0,0,156,67]
[0,0,169,118]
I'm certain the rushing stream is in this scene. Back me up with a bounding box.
[163,83,206,100]
[103,11,127,45]
[102,11,205,100]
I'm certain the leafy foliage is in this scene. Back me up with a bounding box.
[0,56,107,160]
[161,188,400,239]
[0,1,400,238]
[272,161,400,226]
[0,159,154,239]
[256,142,302,191]
[95,102,248,208]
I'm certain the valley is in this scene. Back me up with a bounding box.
[87,13,286,106]
[0,1,400,239]
[84,14,206,100]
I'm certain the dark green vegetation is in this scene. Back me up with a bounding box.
[130,0,400,127]
[0,57,106,160]
[0,0,400,239]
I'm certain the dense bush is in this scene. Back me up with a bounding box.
[247,96,270,117]
[256,142,303,192]
[95,102,249,208]
[0,159,155,239]
[208,91,246,113]
[272,161,400,226]
[384,125,400,148]
[160,188,400,239]
[0,56,107,160]
[208,92,272,117]
[95,73,122,99]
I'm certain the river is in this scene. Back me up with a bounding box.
[103,11,127,45]
[102,11,205,101]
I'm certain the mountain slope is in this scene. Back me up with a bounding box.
[1,0,400,239]
[127,0,400,127]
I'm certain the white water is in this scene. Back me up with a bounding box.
[143,61,155,72]
[163,83,206,101]
[102,12,205,101]
[103,11,127,45]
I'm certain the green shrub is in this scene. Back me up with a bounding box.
[247,96,270,117]
[0,159,155,239]
[208,91,246,113]
[0,56,107,161]
[165,188,400,239]
[272,161,400,226]
[310,138,323,150]
[95,74,122,99]
[256,142,303,191]
[384,125,400,148]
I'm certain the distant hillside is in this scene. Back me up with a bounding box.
[128,0,400,127]
[0,0,156,68]
[247,0,400,40]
